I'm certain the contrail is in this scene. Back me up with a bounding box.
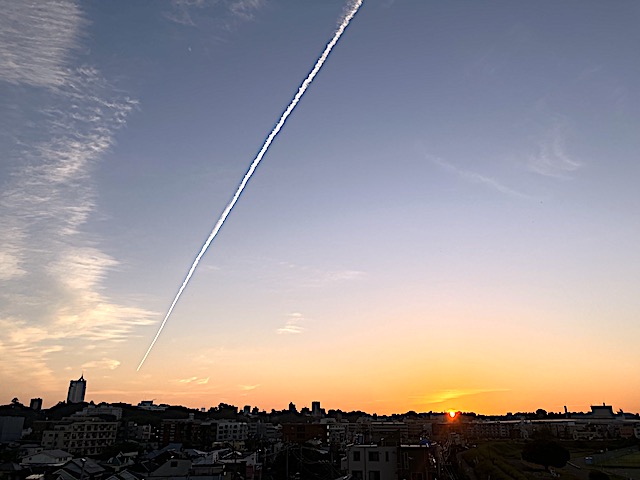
[137,0,363,371]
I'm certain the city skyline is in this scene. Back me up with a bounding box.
[1,0,639,415]
[4,377,638,417]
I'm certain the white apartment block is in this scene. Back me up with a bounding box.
[213,420,248,442]
[42,417,117,456]
[74,403,123,420]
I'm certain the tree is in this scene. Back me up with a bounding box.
[522,439,569,471]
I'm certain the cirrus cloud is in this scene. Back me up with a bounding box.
[0,1,155,393]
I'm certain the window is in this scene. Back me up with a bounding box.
[170,461,178,468]
[368,451,379,461]
[352,451,361,461]
[351,471,363,480]
[368,471,381,480]
[385,451,389,462]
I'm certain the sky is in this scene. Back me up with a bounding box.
[1,0,639,416]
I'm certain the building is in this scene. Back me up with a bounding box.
[74,403,122,420]
[312,401,322,417]
[590,404,615,419]
[321,418,348,445]
[137,401,168,411]
[160,417,250,448]
[404,419,434,442]
[356,421,409,444]
[465,420,512,439]
[282,423,328,444]
[53,457,106,480]
[248,422,279,441]
[398,444,440,480]
[30,398,43,411]
[343,443,441,480]
[149,459,191,480]
[160,418,209,447]
[20,450,73,467]
[41,417,117,456]
[119,421,153,443]
[67,375,86,403]
[0,416,25,442]
[212,420,249,443]
[344,445,397,480]
[218,451,260,480]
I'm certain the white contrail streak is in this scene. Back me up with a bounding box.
[137,0,363,371]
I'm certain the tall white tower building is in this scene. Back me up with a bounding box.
[67,374,86,403]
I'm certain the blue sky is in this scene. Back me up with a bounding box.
[1,0,639,414]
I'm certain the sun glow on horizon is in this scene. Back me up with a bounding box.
[448,410,457,418]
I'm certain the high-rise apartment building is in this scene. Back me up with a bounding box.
[67,374,86,403]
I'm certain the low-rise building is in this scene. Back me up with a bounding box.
[137,401,168,412]
[74,404,123,420]
[343,443,441,480]
[149,459,191,480]
[212,420,248,443]
[41,417,117,456]
[160,418,217,448]
[398,444,441,480]
[248,422,278,441]
[119,421,153,443]
[20,450,73,467]
[281,423,328,444]
[53,458,106,480]
[344,445,397,480]
[321,419,348,445]
[0,417,25,443]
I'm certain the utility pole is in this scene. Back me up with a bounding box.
[79,458,86,480]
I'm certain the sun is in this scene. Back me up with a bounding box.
[448,410,456,418]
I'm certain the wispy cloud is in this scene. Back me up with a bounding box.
[272,261,366,288]
[323,269,365,282]
[276,312,306,335]
[178,376,199,384]
[165,0,265,28]
[412,388,510,406]
[82,358,121,371]
[238,384,260,391]
[0,1,155,391]
[528,124,582,177]
[428,155,531,199]
[0,249,25,281]
[177,376,210,385]
[229,0,265,21]
[0,1,85,89]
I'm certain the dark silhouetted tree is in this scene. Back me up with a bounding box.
[522,439,569,471]
[536,408,548,418]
